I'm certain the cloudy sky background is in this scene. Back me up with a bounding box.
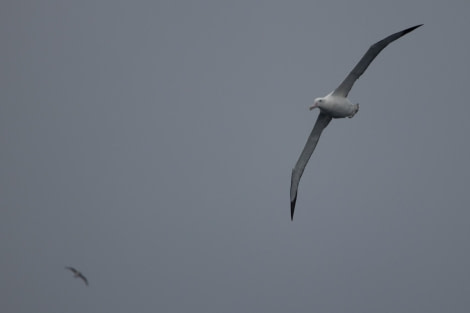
[2,1,470,312]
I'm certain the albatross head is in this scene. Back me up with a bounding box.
[309,98,324,110]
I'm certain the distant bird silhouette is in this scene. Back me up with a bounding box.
[65,266,88,286]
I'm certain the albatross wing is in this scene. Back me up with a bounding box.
[290,112,332,220]
[332,24,423,98]
[65,266,78,274]
[78,273,89,286]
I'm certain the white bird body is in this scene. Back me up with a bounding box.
[290,24,423,220]
[311,93,359,118]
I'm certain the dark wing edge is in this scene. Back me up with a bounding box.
[65,266,78,274]
[79,274,89,286]
[290,113,332,220]
[332,24,423,97]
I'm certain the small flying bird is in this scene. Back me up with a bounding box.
[290,24,423,220]
[65,266,89,286]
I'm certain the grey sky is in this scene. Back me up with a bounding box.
[1,1,469,312]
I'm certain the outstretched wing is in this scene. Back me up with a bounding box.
[332,24,422,97]
[65,266,78,274]
[78,273,89,286]
[290,112,332,220]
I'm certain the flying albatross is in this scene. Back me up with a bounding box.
[65,266,89,286]
[290,24,422,220]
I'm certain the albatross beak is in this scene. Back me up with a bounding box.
[309,103,318,110]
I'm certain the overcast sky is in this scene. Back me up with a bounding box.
[2,1,470,313]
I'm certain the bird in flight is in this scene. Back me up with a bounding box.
[290,24,423,220]
[65,266,89,286]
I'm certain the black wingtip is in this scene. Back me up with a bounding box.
[404,24,423,34]
[290,196,297,221]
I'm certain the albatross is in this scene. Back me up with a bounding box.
[65,266,89,286]
[290,24,422,220]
